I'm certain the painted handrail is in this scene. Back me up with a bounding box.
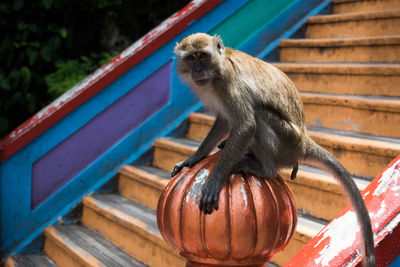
[285,155,400,266]
[0,0,222,162]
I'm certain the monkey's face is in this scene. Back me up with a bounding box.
[175,33,224,87]
[184,51,212,86]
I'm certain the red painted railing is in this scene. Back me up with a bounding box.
[285,155,400,266]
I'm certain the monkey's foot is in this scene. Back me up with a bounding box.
[199,176,224,214]
[217,139,227,150]
[290,163,299,180]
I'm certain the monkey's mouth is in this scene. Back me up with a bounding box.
[194,79,209,86]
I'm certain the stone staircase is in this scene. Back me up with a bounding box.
[6,0,400,266]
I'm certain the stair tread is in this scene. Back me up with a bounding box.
[280,35,400,47]
[333,0,378,3]
[135,157,369,186]
[308,8,400,23]
[297,215,326,237]
[157,136,370,186]
[53,224,146,267]
[308,126,400,146]
[90,193,159,235]
[272,62,400,75]
[301,92,400,111]
[188,112,400,147]
[299,164,370,186]
[11,253,56,267]
[132,164,171,180]
[163,136,202,148]
[88,193,324,241]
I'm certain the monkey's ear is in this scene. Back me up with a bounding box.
[174,42,185,57]
[173,42,180,55]
[213,35,224,54]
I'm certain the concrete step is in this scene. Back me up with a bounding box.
[281,165,369,221]
[152,135,369,222]
[82,193,323,267]
[305,9,400,38]
[333,0,400,14]
[272,216,324,266]
[185,113,400,178]
[309,126,400,177]
[119,165,170,211]
[301,93,400,138]
[280,36,400,63]
[273,63,400,97]
[43,224,146,267]
[5,253,56,267]
[153,137,201,172]
[82,194,186,267]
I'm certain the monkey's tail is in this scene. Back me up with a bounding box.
[305,140,376,267]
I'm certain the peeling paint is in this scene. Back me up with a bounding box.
[371,201,387,231]
[314,118,323,126]
[285,156,400,266]
[379,213,400,237]
[240,181,248,207]
[185,169,209,204]
[373,162,400,196]
[314,211,360,266]
[253,177,262,187]
[175,172,187,191]
[332,120,347,126]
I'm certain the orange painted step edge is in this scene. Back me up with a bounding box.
[189,112,400,157]
[44,226,106,267]
[82,196,172,252]
[273,63,400,75]
[280,36,400,47]
[119,165,168,191]
[301,93,400,113]
[307,8,400,23]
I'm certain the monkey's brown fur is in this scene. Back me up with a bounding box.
[172,33,375,266]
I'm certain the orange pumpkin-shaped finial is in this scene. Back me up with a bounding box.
[157,151,297,266]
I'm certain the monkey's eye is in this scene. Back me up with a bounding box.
[199,53,208,59]
[186,55,195,61]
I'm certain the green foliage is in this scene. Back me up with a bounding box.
[0,0,189,138]
[45,53,114,98]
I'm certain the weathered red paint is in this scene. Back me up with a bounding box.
[0,0,222,162]
[285,155,400,267]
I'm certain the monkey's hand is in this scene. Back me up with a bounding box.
[200,174,225,214]
[171,155,204,177]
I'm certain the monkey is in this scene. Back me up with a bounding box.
[171,33,375,266]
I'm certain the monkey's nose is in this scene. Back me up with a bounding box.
[194,65,203,73]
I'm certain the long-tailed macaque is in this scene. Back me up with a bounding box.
[171,33,375,266]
